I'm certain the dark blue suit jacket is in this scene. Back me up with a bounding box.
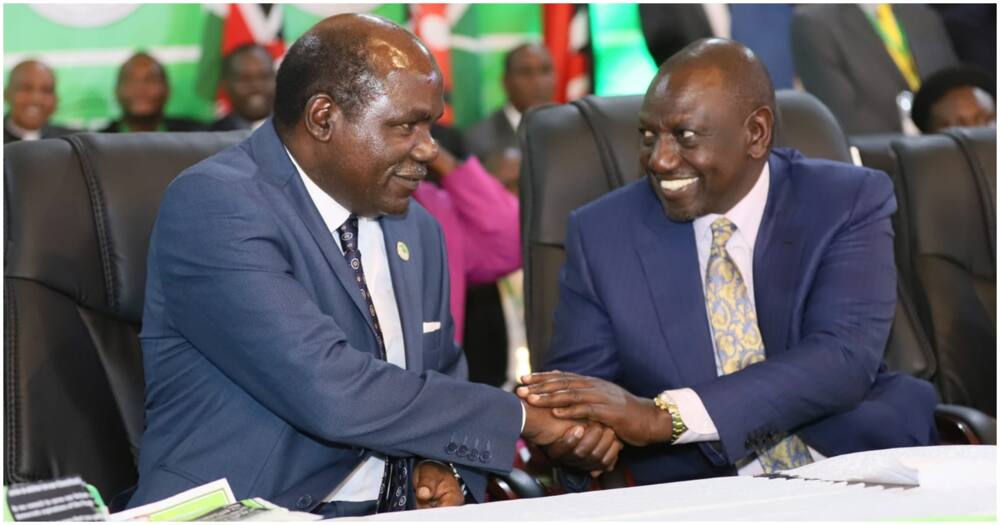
[546,148,937,486]
[131,120,522,510]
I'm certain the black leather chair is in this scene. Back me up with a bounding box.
[4,131,250,499]
[519,92,995,445]
[891,128,996,417]
[4,130,545,504]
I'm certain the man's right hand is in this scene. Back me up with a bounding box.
[544,422,623,477]
[520,401,586,447]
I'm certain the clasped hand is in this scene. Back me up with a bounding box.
[517,371,672,475]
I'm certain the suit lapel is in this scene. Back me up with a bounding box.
[380,214,423,372]
[250,121,374,331]
[753,152,803,358]
[634,184,717,386]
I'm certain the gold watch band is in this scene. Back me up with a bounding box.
[654,392,689,444]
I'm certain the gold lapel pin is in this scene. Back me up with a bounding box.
[397,241,410,261]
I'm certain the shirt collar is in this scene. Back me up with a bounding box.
[285,147,351,235]
[693,161,771,249]
[4,116,42,141]
[502,103,521,132]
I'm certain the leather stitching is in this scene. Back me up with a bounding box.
[66,135,118,311]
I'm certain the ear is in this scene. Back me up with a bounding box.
[303,93,341,142]
[745,106,774,160]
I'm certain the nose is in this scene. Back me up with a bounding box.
[647,136,682,173]
[411,126,439,163]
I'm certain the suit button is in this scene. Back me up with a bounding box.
[445,442,458,454]
[296,495,313,509]
[457,445,469,458]
[479,450,492,463]
[467,449,479,462]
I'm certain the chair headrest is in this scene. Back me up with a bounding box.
[5,130,251,323]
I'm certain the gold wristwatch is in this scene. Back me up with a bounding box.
[653,391,688,444]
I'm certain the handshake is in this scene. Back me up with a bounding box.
[516,371,675,478]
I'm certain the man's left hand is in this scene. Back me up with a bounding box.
[413,460,465,509]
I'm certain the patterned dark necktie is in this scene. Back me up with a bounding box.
[336,216,409,513]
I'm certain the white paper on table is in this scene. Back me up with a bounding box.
[775,451,919,487]
[108,478,236,521]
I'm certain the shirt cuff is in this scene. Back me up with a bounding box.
[663,388,719,444]
[519,400,526,433]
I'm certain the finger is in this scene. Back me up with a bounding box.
[572,425,606,458]
[588,427,618,465]
[525,388,602,408]
[431,474,462,508]
[603,440,624,472]
[547,425,586,458]
[519,370,571,385]
[523,376,595,396]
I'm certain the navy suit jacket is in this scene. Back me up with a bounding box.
[131,120,522,510]
[546,148,937,486]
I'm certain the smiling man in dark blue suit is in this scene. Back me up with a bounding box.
[131,14,584,517]
[518,39,937,486]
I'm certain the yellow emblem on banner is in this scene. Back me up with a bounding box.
[397,241,410,261]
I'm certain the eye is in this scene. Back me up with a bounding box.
[397,122,414,133]
[680,130,695,140]
[640,129,655,145]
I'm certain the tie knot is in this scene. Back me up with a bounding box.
[710,217,736,249]
[337,215,359,253]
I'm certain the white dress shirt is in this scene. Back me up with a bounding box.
[662,163,824,474]
[287,149,406,502]
[502,103,521,134]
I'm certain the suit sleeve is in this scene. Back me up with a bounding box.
[421,213,498,502]
[155,173,521,475]
[693,171,898,462]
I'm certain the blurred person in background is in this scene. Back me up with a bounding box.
[465,43,555,193]
[792,4,958,135]
[911,64,996,134]
[103,52,205,133]
[4,59,75,144]
[211,43,276,131]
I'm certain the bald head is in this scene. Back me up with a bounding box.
[274,13,437,131]
[657,38,775,120]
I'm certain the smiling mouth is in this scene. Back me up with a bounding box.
[659,177,698,192]
[392,170,426,191]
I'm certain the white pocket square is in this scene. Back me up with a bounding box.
[422,321,441,333]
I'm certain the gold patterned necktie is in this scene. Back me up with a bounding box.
[704,217,813,473]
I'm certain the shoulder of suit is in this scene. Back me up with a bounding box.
[572,178,652,226]
[775,148,892,202]
[170,140,259,192]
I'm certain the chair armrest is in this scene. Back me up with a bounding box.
[487,468,547,501]
[935,404,997,445]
